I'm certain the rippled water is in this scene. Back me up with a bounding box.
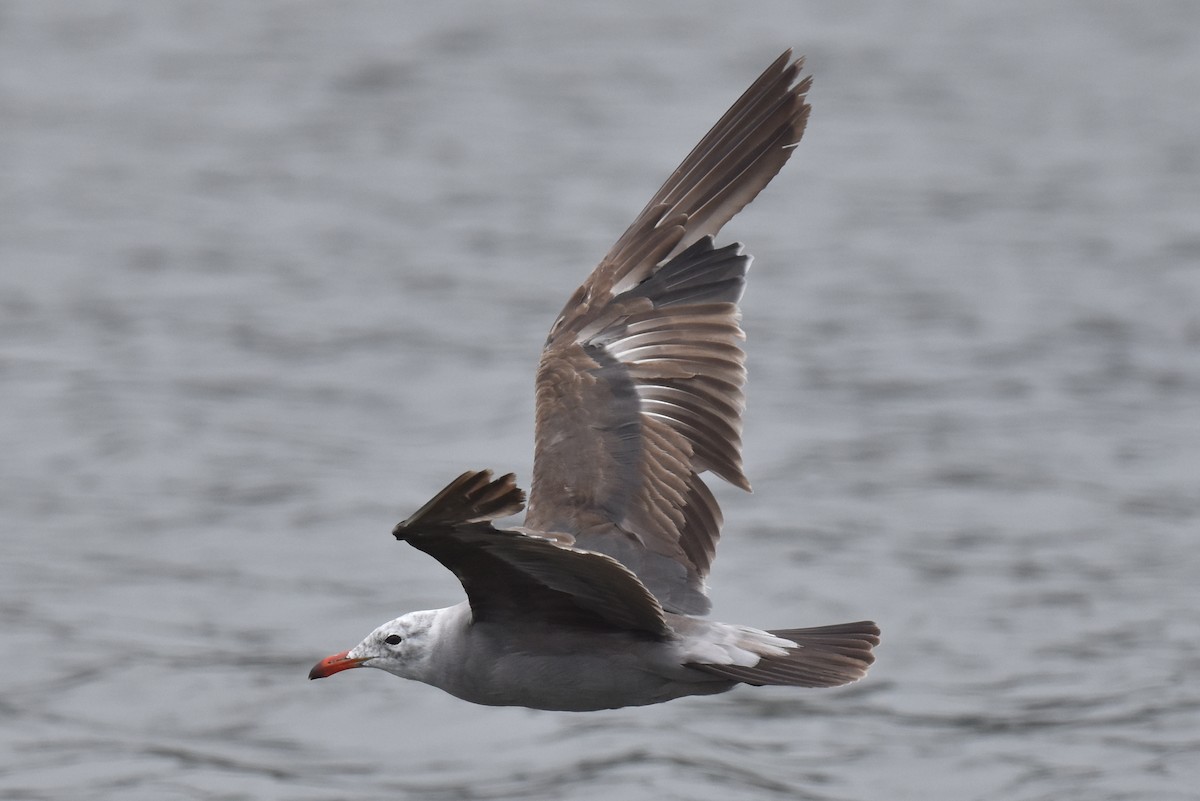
[3,2,1199,800]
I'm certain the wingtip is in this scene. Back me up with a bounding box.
[395,470,526,535]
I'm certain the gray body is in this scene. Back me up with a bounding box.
[394,604,733,711]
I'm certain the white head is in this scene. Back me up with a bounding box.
[309,610,441,682]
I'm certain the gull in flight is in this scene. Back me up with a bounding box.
[309,50,879,711]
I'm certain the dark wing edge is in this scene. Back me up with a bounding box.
[397,469,525,528]
[394,471,670,638]
[689,621,881,688]
[526,52,812,615]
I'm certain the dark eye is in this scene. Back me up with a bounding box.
[384,634,402,645]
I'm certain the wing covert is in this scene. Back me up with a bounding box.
[393,471,670,638]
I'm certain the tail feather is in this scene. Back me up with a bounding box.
[691,621,880,688]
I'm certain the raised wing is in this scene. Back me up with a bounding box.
[525,52,811,615]
[393,471,670,638]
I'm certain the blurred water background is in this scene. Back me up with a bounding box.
[3,2,1199,799]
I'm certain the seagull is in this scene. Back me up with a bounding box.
[309,50,879,711]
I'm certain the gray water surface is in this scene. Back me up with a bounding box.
[3,2,1199,800]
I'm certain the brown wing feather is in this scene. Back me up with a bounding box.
[562,49,811,311]
[400,470,526,527]
[526,52,812,615]
[394,471,670,637]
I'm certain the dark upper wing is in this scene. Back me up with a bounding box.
[525,52,811,615]
[393,471,670,638]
